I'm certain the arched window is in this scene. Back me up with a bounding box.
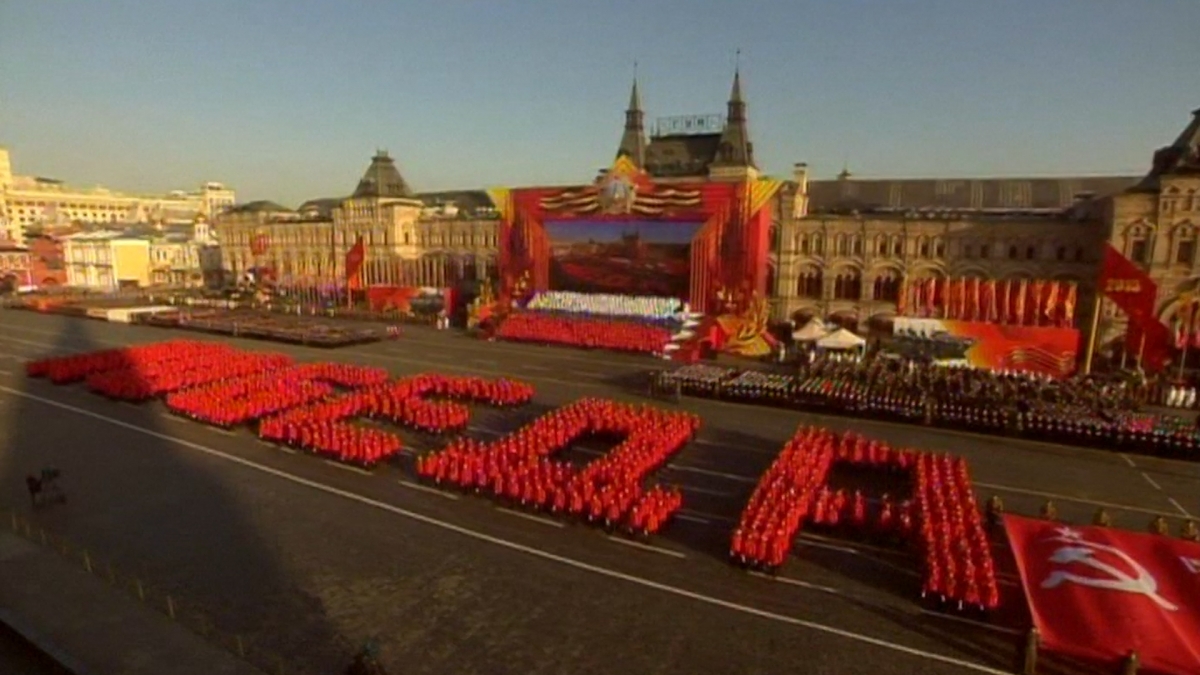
[836,234,848,256]
[891,236,903,256]
[872,270,901,302]
[797,267,823,299]
[1056,246,1066,261]
[811,234,824,255]
[918,237,931,259]
[934,238,945,258]
[799,235,809,255]
[852,235,863,256]
[876,235,888,256]
[833,270,862,300]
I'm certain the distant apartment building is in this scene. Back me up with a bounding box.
[0,146,235,246]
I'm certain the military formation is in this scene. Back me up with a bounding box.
[656,357,1200,460]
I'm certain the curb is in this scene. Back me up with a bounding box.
[0,607,97,675]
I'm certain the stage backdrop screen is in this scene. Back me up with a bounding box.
[544,219,701,298]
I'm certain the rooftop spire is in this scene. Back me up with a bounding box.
[616,70,647,168]
[712,54,755,169]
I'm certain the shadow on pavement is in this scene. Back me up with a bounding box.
[0,316,353,674]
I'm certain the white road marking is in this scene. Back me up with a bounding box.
[797,533,909,560]
[1141,472,1163,491]
[668,464,757,484]
[520,365,551,371]
[917,609,1022,636]
[1119,453,1138,468]
[496,507,565,528]
[675,514,710,524]
[210,427,237,436]
[1168,497,1193,518]
[159,412,187,422]
[323,460,373,476]
[398,480,459,500]
[748,571,842,596]
[681,508,735,524]
[682,485,735,498]
[0,369,12,376]
[799,539,859,555]
[692,438,772,455]
[0,374,1018,673]
[974,481,1182,518]
[606,536,687,559]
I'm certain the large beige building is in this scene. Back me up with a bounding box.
[214,151,499,287]
[0,147,235,247]
[63,231,152,290]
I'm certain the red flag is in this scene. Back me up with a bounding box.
[1005,515,1200,675]
[925,277,937,316]
[345,236,366,290]
[971,278,981,321]
[896,277,908,316]
[1191,302,1200,349]
[1099,244,1172,370]
[1000,280,1011,323]
[1044,281,1059,324]
[985,280,997,322]
[1062,282,1077,326]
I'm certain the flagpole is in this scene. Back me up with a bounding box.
[1083,294,1103,375]
[1179,325,1190,379]
[1136,331,1147,371]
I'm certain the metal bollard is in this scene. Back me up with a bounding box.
[1121,651,1140,675]
[166,595,176,620]
[1021,626,1039,675]
[136,579,145,601]
[83,550,92,573]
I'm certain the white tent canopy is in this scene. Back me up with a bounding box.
[816,328,867,351]
[791,319,830,342]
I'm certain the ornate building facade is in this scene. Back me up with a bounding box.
[0,147,235,246]
[214,151,498,287]
[1109,109,1200,330]
[773,108,1199,340]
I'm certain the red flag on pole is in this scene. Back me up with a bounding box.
[345,236,366,291]
[1004,514,1200,675]
[1062,282,1077,326]
[1043,281,1059,324]
[1190,301,1200,349]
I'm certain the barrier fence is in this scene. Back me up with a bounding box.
[4,509,355,675]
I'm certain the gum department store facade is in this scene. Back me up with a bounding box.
[217,74,1200,340]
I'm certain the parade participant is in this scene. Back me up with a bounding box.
[1181,519,1200,542]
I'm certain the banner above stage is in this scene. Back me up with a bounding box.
[1005,515,1200,674]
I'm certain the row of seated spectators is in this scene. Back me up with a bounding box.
[660,360,1200,460]
[495,292,698,355]
[526,291,687,324]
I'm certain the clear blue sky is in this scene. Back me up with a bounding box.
[2,0,1197,207]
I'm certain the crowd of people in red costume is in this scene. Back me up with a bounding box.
[416,398,696,534]
[259,375,534,466]
[166,363,391,427]
[27,340,1003,613]
[26,340,227,384]
[732,427,999,613]
[495,312,672,355]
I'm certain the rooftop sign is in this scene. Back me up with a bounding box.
[653,114,725,136]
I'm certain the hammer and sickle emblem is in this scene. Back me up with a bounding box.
[1042,538,1178,611]
[1183,557,1200,575]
